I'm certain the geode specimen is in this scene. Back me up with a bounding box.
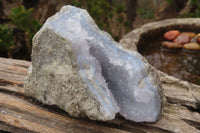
[24,5,162,122]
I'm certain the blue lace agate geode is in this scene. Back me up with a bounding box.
[24,5,162,122]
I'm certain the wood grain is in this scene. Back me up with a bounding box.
[0,57,200,133]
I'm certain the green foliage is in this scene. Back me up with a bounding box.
[0,4,41,59]
[166,0,173,4]
[180,0,200,17]
[114,4,126,24]
[0,25,14,50]
[72,0,129,41]
[191,0,200,7]
[9,5,41,54]
[115,4,125,14]
[9,5,41,33]
[137,8,154,19]
[180,12,200,18]
[71,1,82,7]
[124,21,130,28]
[86,0,112,30]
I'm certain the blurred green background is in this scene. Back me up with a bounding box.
[0,0,199,60]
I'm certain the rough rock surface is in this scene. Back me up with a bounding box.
[24,5,162,122]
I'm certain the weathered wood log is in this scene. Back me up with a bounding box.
[0,57,200,133]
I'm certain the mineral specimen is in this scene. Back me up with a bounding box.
[183,43,200,51]
[162,41,183,49]
[164,30,180,41]
[174,34,191,45]
[24,5,162,122]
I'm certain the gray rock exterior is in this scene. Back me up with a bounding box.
[24,5,162,122]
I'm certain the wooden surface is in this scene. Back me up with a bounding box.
[0,57,200,133]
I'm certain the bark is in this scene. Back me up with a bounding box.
[126,0,137,29]
[0,57,200,133]
[157,0,189,19]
